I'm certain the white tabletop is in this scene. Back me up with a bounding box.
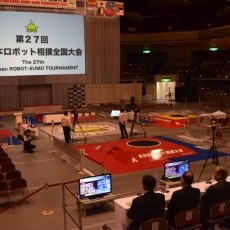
[114,178,230,230]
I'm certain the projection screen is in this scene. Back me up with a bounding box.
[0,11,85,76]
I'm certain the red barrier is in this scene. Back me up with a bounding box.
[0,179,79,214]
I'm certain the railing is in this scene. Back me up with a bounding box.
[62,181,82,230]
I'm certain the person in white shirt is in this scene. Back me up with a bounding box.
[119,108,128,139]
[61,111,72,144]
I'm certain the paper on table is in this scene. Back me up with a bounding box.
[126,202,132,207]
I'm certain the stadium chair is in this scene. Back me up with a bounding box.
[0,174,4,181]
[9,178,29,202]
[0,181,9,203]
[140,218,168,230]
[5,170,22,182]
[203,201,230,229]
[0,163,16,174]
[169,208,202,230]
[0,152,8,158]
[0,157,12,167]
[0,147,5,153]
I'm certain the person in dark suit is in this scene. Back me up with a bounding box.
[167,171,200,225]
[200,166,230,229]
[127,175,165,230]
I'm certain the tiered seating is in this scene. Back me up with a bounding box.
[0,150,28,204]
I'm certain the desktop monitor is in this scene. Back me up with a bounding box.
[164,160,190,181]
[79,173,112,199]
[110,110,120,117]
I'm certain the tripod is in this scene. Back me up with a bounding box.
[71,120,87,144]
[198,124,219,181]
[129,112,146,138]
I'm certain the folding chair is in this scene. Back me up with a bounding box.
[203,200,230,229]
[140,218,168,230]
[170,208,202,230]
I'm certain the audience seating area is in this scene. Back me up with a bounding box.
[0,147,28,204]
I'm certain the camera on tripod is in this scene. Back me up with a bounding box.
[71,109,78,126]
[125,96,140,116]
[211,120,216,131]
[198,118,219,181]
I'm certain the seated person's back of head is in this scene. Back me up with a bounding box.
[127,175,165,230]
[201,166,230,213]
[167,171,201,220]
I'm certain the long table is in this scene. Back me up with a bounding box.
[114,178,230,230]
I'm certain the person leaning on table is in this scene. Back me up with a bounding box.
[200,166,230,229]
[167,171,201,225]
[127,175,165,230]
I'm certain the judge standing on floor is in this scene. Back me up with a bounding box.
[61,111,72,144]
[118,108,128,139]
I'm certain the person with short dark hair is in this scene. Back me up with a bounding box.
[23,129,36,153]
[127,175,165,230]
[61,111,72,144]
[118,108,128,139]
[200,166,230,228]
[167,171,200,224]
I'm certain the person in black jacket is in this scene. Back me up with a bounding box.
[167,171,200,225]
[23,129,36,153]
[127,175,165,230]
[200,166,230,229]
[71,109,78,130]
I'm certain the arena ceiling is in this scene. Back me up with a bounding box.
[120,0,230,33]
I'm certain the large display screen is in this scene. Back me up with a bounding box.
[79,174,112,199]
[0,11,85,76]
